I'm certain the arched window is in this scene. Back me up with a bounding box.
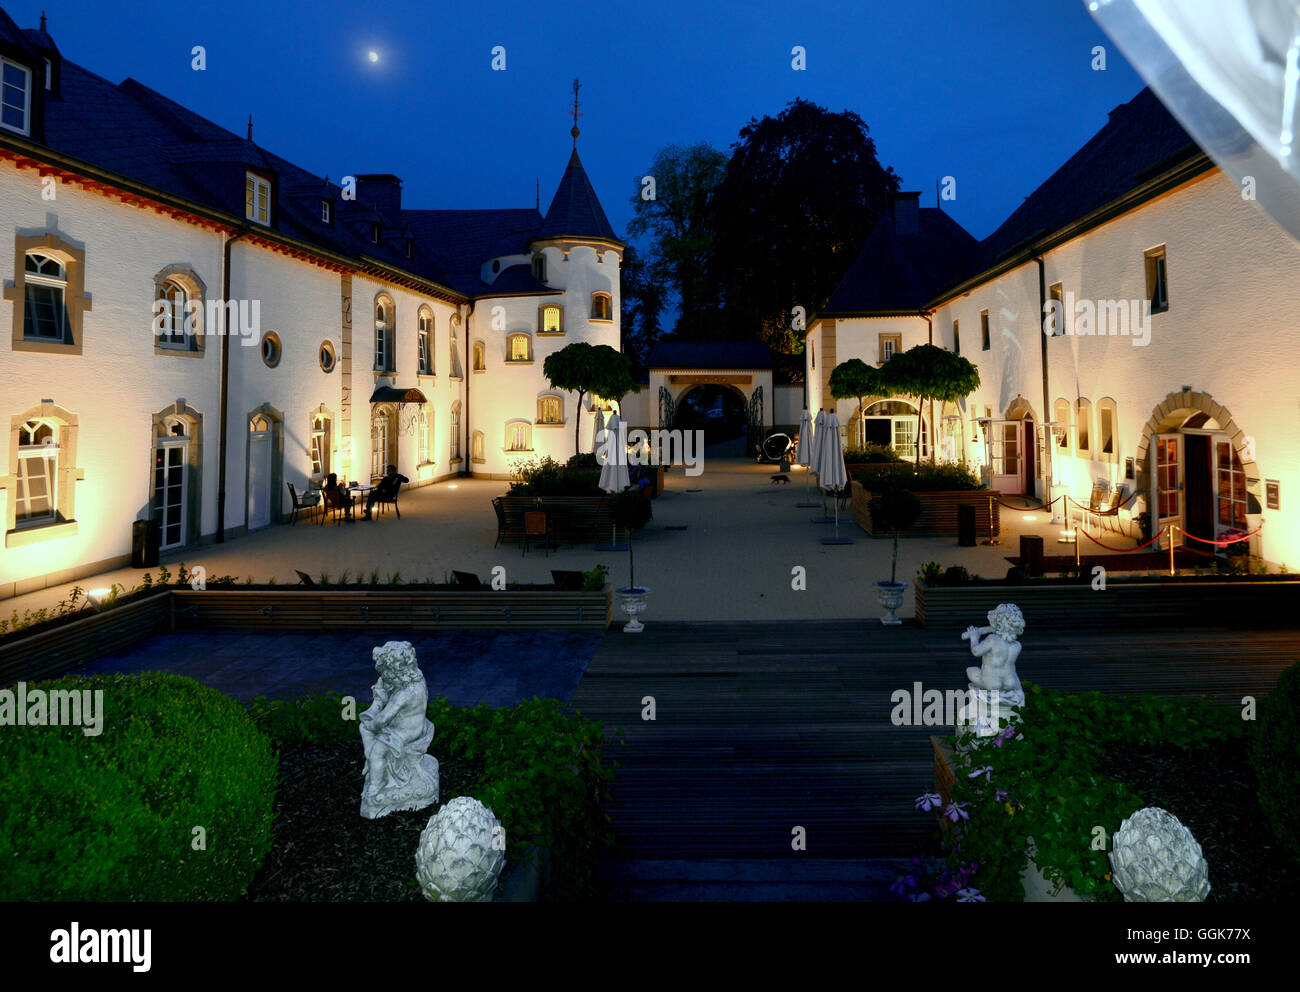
[590,292,612,321]
[450,401,462,460]
[24,251,69,341]
[371,409,390,479]
[537,395,562,425]
[450,313,463,377]
[374,296,393,372]
[1097,397,1117,462]
[472,341,486,372]
[506,420,532,451]
[310,412,331,480]
[1076,398,1092,454]
[862,399,927,460]
[539,304,563,334]
[156,278,189,349]
[417,407,431,465]
[155,415,191,550]
[471,430,485,463]
[507,333,531,362]
[531,252,546,283]
[1053,398,1072,455]
[15,418,57,525]
[418,308,434,374]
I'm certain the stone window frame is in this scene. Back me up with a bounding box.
[417,406,433,467]
[470,429,485,464]
[505,332,533,363]
[374,292,396,373]
[1076,397,1093,455]
[538,302,564,335]
[504,419,533,452]
[878,333,902,364]
[6,232,92,355]
[472,339,486,373]
[318,339,336,373]
[535,393,564,426]
[449,401,462,463]
[417,305,435,375]
[1052,397,1073,457]
[1,401,83,548]
[152,264,207,358]
[590,292,613,322]
[309,406,334,483]
[150,402,204,550]
[1096,396,1119,464]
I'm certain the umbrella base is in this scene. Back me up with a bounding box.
[820,536,853,545]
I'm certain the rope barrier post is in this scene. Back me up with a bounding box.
[982,493,999,546]
[1169,525,1176,576]
[1075,506,1081,569]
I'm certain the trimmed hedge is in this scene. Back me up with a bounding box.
[1250,662,1300,863]
[0,672,277,901]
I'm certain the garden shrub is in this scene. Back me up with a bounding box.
[1249,661,1300,863]
[940,684,1244,901]
[0,672,277,901]
[843,443,902,463]
[509,456,603,497]
[854,462,982,491]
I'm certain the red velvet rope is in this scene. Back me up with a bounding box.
[1178,523,1263,546]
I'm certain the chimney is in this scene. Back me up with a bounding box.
[355,174,403,217]
[890,191,921,238]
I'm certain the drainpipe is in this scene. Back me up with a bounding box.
[216,228,248,543]
[1034,254,1051,507]
[922,309,934,462]
[462,300,474,477]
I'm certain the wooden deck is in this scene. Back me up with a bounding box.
[570,621,1297,874]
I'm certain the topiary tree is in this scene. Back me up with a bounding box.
[876,344,981,466]
[542,342,640,455]
[868,485,923,585]
[828,358,882,448]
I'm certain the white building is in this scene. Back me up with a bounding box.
[0,8,622,597]
[808,88,1300,567]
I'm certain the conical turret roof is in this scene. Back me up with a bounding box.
[534,148,621,244]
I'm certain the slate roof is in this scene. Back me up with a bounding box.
[0,12,619,301]
[823,87,1203,317]
[534,148,621,244]
[647,341,773,369]
[822,205,978,315]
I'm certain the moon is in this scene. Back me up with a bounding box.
[367,50,379,63]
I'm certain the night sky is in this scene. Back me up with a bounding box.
[12,0,1143,242]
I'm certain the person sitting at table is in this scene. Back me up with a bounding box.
[363,464,409,519]
[324,472,356,521]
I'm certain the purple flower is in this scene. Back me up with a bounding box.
[915,792,944,812]
[967,765,993,783]
[956,888,986,902]
[908,892,933,902]
[943,801,970,823]
[992,725,1017,748]
[994,790,1008,802]
[889,877,908,897]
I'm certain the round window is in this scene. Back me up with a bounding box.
[319,340,336,373]
[260,331,282,368]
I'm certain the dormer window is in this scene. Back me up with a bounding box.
[590,292,613,321]
[245,173,271,225]
[320,200,331,224]
[405,238,413,258]
[531,253,546,283]
[44,59,51,90]
[1,57,33,136]
[370,222,381,244]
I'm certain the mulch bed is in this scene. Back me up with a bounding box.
[243,742,490,902]
[1095,739,1300,901]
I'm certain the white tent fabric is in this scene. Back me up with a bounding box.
[816,412,848,491]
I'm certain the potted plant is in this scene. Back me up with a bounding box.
[868,486,922,624]
[609,487,653,632]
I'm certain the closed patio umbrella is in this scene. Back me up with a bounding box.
[593,407,606,451]
[795,409,819,508]
[809,410,835,523]
[815,411,851,545]
[597,413,629,550]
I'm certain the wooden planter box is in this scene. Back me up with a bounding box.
[171,587,612,632]
[851,481,1000,537]
[496,496,613,545]
[0,592,171,686]
[914,578,1300,629]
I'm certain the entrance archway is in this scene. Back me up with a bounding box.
[245,403,284,531]
[673,383,749,445]
[1136,390,1260,552]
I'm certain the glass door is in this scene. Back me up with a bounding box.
[1149,432,1184,548]
[990,420,1022,494]
[155,441,188,550]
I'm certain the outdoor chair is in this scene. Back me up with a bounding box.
[492,497,508,547]
[1081,481,1110,533]
[319,487,351,525]
[287,483,320,525]
[295,570,315,586]
[371,486,400,519]
[1096,486,1126,534]
[452,570,484,589]
[523,510,553,557]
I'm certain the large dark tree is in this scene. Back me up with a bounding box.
[618,242,664,366]
[626,143,727,338]
[704,99,900,353]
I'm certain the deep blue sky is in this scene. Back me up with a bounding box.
[12,0,1143,242]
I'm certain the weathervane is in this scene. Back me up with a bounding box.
[570,78,583,148]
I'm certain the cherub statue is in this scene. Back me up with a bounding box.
[956,604,1026,742]
[359,641,440,819]
[961,603,1025,695]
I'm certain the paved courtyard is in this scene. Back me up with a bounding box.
[5,453,1150,623]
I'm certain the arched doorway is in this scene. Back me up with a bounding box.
[858,399,929,461]
[245,403,284,531]
[1138,391,1258,552]
[673,383,749,447]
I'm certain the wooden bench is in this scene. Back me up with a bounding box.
[494,496,613,546]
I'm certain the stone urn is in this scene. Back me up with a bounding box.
[616,585,651,633]
[874,580,907,625]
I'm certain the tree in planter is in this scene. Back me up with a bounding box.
[829,358,882,449]
[609,486,653,591]
[542,342,640,456]
[876,344,980,466]
[869,486,923,586]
